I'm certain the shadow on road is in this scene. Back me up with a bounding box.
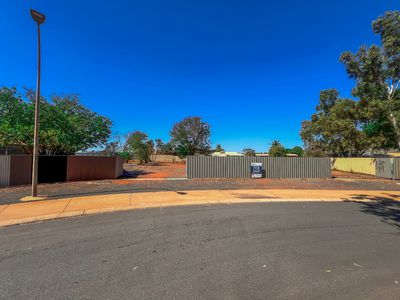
[347,194,400,229]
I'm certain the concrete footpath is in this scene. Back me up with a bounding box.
[0,189,399,227]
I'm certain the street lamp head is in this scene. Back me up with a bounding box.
[30,9,45,25]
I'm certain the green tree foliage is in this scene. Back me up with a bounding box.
[286,146,304,157]
[339,11,400,149]
[147,140,155,157]
[301,11,400,155]
[125,131,151,164]
[268,140,286,157]
[0,87,32,153]
[155,139,164,154]
[0,87,112,155]
[154,139,176,155]
[103,134,132,160]
[117,151,131,161]
[175,143,192,158]
[170,117,211,157]
[214,144,224,152]
[242,148,256,156]
[301,90,370,157]
[162,142,176,155]
[303,148,326,157]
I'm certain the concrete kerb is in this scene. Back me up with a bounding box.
[0,198,358,227]
[0,189,399,227]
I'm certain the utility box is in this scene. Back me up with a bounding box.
[250,162,263,178]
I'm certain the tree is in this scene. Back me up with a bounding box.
[114,133,131,160]
[155,139,165,154]
[113,133,128,152]
[147,140,155,157]
[268,140,286,157]
[300,90,370,157]
[339,11,400,149]
[242,148,256,156]
[125,131,151,164]
[104,141,119,156]
[161,142,176,155]
[303,147,326,158]
[287,146,304,157]
[154,139,176,155]
[175,143,191,158]
[0,87,112,155]
[0,87,32,153]
[170,117,211,157]
[214,144,224,152]
[301,120,325,156]
[300,12,400,155]
[103,133,131,159]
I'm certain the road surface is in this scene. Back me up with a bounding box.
[1,201,399,299]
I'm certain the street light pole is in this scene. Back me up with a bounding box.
[30,9,45,197]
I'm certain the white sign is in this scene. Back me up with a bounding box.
[251,163,262,167]
[250,162,263,178]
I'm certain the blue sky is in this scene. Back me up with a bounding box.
[1,1,399,151]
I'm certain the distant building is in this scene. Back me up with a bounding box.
[255,153,269,157]
[212,151,244,157]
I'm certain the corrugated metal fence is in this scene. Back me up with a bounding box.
[394,159,400,180]
[375,158,400,179]
[187,156,332,179]
[0,155,124,188]
[331,157,400,179]
[0,156,11,187]
[375,158,392,179]
[332,158,376,175]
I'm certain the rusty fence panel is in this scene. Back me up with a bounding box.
[66,156,122,181]
[187,156,331,179]
[1,155,124,187]
[115,156,124,178]
[10,156,32,186]
[0,155,11,187]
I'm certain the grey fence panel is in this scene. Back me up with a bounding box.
[187,156,331,179]
[0,156,11,187]
[394,158,400,180]
[376,158,394,179]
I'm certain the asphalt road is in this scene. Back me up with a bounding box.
[1,201,399,299]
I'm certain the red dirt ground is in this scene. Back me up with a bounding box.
[118,162,186,181]
[122,163,378,181]
[332,170,378,179]
[117,163,381,183]
[3,162,399,205]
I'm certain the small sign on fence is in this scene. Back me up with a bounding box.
[250,162,263,178]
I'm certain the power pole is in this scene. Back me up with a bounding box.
[30,9,46,197]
